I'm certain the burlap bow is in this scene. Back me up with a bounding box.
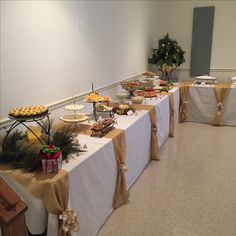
[59,209,79,235]
[179,80,193,123]
[214,82,231,126]
[119,163,128,173]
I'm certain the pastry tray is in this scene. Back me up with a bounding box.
[135,91,157,98]
[9,112,50,121]
[91,119,115,138]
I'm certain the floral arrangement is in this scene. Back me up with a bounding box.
[148,33,185,72]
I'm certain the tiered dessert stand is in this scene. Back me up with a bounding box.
[60,102,89,125]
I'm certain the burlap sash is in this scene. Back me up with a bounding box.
[77,124,128,209]
[105,129,128,208]
[168,93,175,137]
[133,104,159,160]
[179,80,193,123]
[213,81,232,126]
[0,165,69,235]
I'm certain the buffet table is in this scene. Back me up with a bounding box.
[187,84,236,126]
[0,87,180,236]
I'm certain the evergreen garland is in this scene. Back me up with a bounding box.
[0,130,41,171]
[52,126,80,160]
[0,123,81,172]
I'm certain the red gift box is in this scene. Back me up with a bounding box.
[40,144,62,173]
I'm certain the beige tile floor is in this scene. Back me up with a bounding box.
[98,122,236,236]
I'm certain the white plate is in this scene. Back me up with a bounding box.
[60,113,89,123]
[64,104,84,111]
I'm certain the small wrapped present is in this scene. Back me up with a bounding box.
[40,144,62,173]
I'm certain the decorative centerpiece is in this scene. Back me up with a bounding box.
[0,123,86,171]
[148,33,185,81]
[40,144,62,173]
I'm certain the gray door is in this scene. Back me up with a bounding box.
[190,6,215,77]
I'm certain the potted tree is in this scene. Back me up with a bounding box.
[148,33,185,80]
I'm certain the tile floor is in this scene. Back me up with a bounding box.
[98,122,236,236]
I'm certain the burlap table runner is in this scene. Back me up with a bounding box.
[0,165,69,235]
[213,81,232,126]
[179,80,193,123]
[133,104,159,160]
[77,124,128,209]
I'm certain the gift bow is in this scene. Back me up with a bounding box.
[217,102,223,111]
[119,163,128,173]
[59,209,79,234]
[152,126,157,133]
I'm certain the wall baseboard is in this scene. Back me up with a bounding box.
[178,67,236,72]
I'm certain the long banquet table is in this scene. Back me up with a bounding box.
[187,84,236,126]
[0,87,180,236]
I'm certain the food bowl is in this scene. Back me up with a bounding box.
[140,80,153,87]
[120,81,140,97]
[131,96,144,104]
[115,92,130,101]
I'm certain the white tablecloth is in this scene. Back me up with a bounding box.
[187,85,236,126]
[58,135,117,236]
[0,87,180,236]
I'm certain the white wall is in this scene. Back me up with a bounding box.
[1,0,236,120]
[151,0,236,80]
[0,0,160,119]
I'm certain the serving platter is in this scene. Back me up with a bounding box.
[91,118,115,137]
[64,104,84,111]
[135,91,157,98]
